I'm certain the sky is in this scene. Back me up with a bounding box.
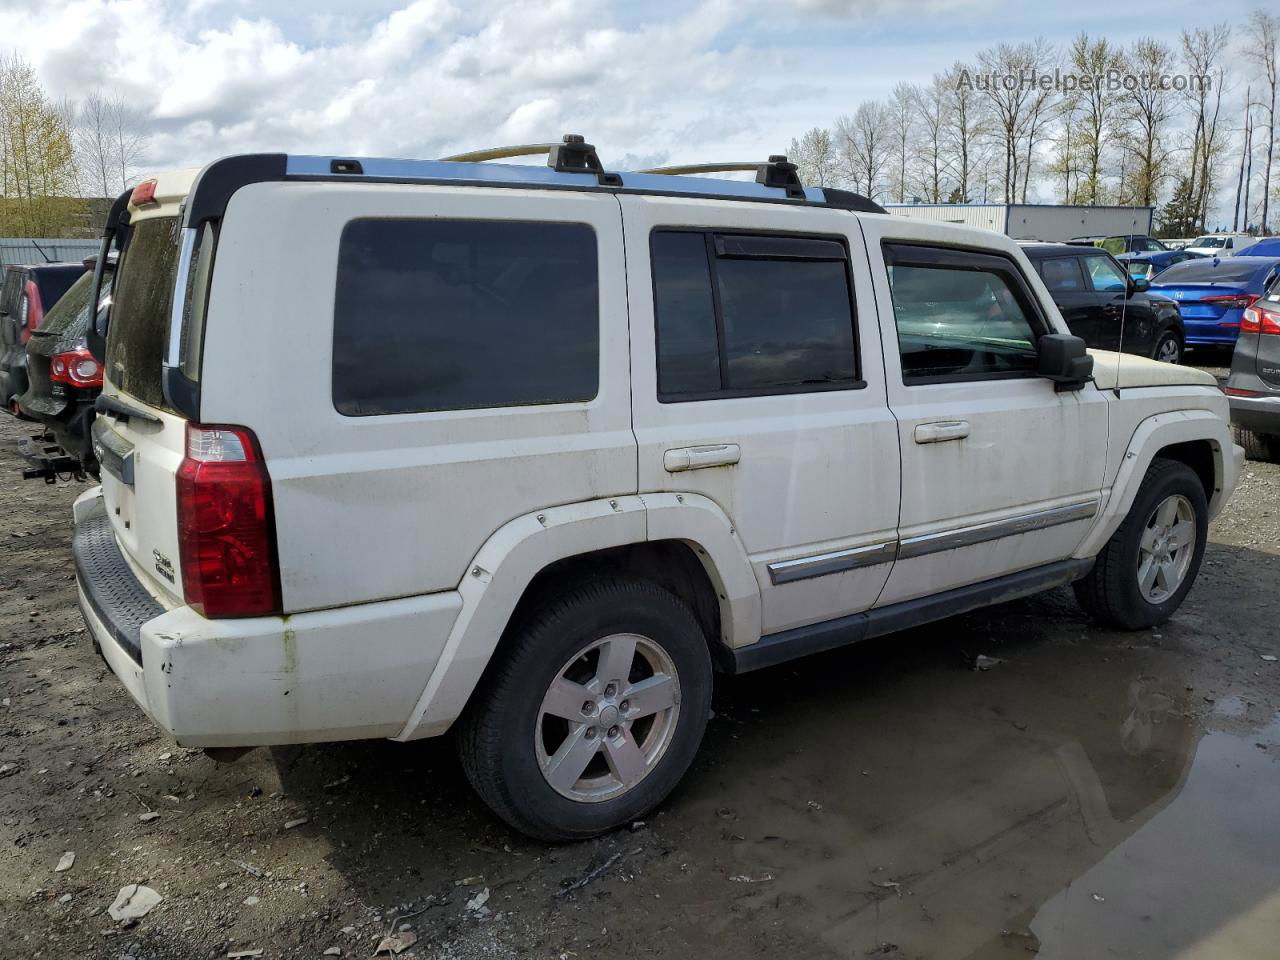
[2,0,1253,183]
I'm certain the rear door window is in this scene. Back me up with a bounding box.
[332,218,599,416]
[1039,257,1086,292]
[105,217,181,411]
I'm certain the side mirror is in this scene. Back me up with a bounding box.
[1130,276,1150,292]
[1037,334,1093,390]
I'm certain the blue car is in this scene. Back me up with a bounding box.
[1150,256,1280,348]
[1243,237,1280,258]
[1115,249,1204,281]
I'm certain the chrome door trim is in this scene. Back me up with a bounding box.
[898,498,1100,560]
[767,540,897,585]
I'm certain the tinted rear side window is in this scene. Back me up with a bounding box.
[333,219,598,416]
[105,217,180,411]
[35,267,114,341]
[33,267,80,311]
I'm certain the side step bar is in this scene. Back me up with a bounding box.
[729,558,1094,674]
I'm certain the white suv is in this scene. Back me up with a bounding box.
[74,140,1242,840]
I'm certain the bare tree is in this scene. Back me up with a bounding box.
[976,39,1055,203]
[914,76,952,202]
[1243,9,1278,231]
[1118,38,1177,207]
[1234,88,1254,231]
[1180,24,1232,232]
[886,82,917,203]
[835,102,891,200]
[75,90,149,197]
[944,62,986,202]
[1069,34,1125,204]
[787,127,838,187]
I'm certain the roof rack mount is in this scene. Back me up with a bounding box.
[441,134,621,186]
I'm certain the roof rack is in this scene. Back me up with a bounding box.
[643,156,806,200]
[440,134,621,186]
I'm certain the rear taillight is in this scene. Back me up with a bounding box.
[1202,293,1260,311]
[20,280,43,343]
[175,423,281,618]
[1224,386,1262,397]
[49,348,103,387]
[1240,302,1280,335]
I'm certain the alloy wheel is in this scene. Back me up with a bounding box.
[1137,494,1196,603]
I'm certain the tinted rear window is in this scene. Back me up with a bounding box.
[1155,260,1271,285]
[34,267,112,340]
[105,218,180,411]
[33,267,81,310]
[333,219,599,416]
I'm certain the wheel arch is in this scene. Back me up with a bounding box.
[1074,409,1238,560]
[395,493,761,741]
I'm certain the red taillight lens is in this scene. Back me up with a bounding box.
[1240,302,1280,335]
[131,179,158,206]
[49,348,102,387]
[20,280,43,343]
[175,423,281,618]
[1201,293,1260,311]
[1224,386,1262,397]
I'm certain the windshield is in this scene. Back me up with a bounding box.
[104,218,180,411]
[1191,237,1225,248]
[36,266,115,340]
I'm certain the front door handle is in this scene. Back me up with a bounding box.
[664,443,741,472]
[914,420,969,444]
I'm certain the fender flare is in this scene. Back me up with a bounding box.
[395,493,760,740]
[1073,409,1237,559]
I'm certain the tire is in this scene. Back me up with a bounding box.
[1152,328,1183,365]
[1074,458,1208,630]
[1232,425,1280,463]
[456,578,713,841]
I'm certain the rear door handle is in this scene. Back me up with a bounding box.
[914,420,969,444]
[664,443,741,472]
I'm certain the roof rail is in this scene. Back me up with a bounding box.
[440,134,621,186]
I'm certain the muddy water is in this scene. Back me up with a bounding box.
[630,596,1280,960]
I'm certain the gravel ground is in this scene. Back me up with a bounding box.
[2,384,1278,960]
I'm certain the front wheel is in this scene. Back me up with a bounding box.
[456,578,713,840]
[1152,329,1183,364]
[1074,458,1208,629]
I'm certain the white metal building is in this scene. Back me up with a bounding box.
[882,203,1155,243]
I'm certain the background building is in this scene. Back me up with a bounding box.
[883,203,1156,242]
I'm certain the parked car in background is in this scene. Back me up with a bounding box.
[1183,234,1259,257]
[18,259,114,477]
[72,150,1239,840]
[0,262,83,415]
[1224,281,1280,462]
[1022,244,1185,363]
[1150,256,1280,351]
[1098,235,1169,256]
[1240,237,1280,259]
[1115,249,1204,281]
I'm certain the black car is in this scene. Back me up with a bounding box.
[1022,244,1185,364]
[0,262,83,415]
[1224,281,1280,462]
[18,260,113,476]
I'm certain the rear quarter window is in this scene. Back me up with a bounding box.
[105,217,181,411]
[332,218,599,416]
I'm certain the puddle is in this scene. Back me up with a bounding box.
[638,621,1280,960]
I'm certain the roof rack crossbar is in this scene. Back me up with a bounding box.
[642,156,807,199]
[440,134,621,186]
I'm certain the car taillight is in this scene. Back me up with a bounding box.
[1240,302,1280,335]
[175,423,281,618]
[20,280,43,343]
[1223,386,1262,397]
[48,348,103,387]
[1202,293,1260,311]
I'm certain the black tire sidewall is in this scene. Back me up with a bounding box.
[1113,463,1208,626]
[466,582,712,840]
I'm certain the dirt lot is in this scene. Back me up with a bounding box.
[2,390,1279,960]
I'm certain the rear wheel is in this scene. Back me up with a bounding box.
[1232,425,1280,463]
[1152,329,1183,364]
[1074,459,1208,629]
[456,578,713,840]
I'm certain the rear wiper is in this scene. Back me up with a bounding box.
[95,394,161,424]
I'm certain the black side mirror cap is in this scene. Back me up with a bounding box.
[1131,276,1150,292]
[1037,334,1093,391]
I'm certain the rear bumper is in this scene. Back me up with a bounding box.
[72,489,464,747]
[1228,392,1280,436]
